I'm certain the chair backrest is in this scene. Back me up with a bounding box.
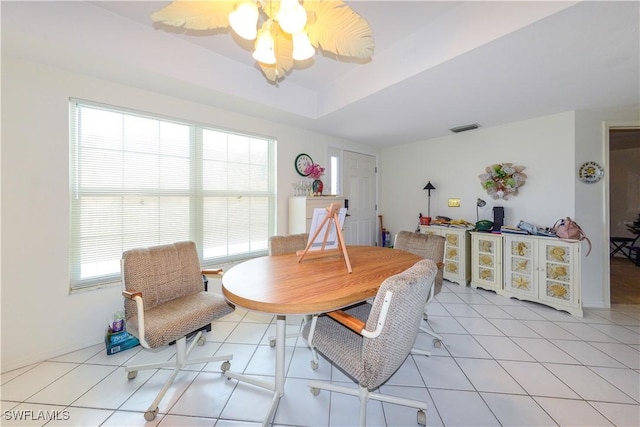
[394,230,445,293]
[361,259,438,389]
[122,241,203,318]
[268,233,309,255]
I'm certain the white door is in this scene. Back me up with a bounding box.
[342,151,377,245]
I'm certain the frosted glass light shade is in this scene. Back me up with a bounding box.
[229,1,259,40]
[253,28,276,64]
[277,0,307,34]
[292,32,315,61]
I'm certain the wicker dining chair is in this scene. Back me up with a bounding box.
[121,241,234,421]
[303,259,438,426]
[394,230,445,355]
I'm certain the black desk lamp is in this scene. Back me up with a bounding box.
[476,198,486,222]
[423,181,436,218]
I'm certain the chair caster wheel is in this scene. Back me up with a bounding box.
[269,338,276,347]
[310,360,318,370]
[127,370,137,380]
[417,409,426,426]
[197,335,206,346]
[310,387,320,396]
[144,408,158,421]
[433,339,442,348]
[220,361,231,372]
[423,313,429,321]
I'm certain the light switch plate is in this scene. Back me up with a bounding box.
[448,198,460,207]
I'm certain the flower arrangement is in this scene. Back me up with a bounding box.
[479,163,526,200]
[304,162,325,180]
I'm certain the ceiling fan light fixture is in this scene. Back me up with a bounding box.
[252,24,276,64]
[229,1,259,40]
[277,0,307,35]
[151,0,374,83]
[292,32,315,61]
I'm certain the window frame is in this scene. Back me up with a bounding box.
[69,98,276,290]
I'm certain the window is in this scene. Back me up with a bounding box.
[327,147,341,196]
[69,100,275,290]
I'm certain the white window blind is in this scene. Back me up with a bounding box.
[69,100,275,290]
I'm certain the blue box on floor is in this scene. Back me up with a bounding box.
[105,330,140,355]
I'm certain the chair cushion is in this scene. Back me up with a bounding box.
[126,291,233,348]
[394,231,445,294]
[362,259,436,389]
[302,303,368,381]
[269,233,309,255]
[123,241,204,314]
[122,240,234,348]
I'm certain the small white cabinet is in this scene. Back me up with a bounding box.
[288,196,345,234]
[470,233,583,317]
[419,226,471,285]
[470,232,503,292]
[503,234,537,300]
[503,234,582,316]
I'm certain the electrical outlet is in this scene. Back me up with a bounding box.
[448,198,460,207]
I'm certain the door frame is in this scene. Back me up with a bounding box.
[603,120,640,307]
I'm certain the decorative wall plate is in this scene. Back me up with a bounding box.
[578,161,604,183]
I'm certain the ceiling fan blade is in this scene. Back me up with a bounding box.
[151,0,236,30]
[304,0,374,59]
[259,26,295,83]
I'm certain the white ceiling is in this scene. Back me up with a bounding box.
[2,1,639,147]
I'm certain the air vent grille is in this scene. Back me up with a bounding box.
[449,123,480,133]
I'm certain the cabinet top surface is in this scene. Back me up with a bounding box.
[470,231,579,243]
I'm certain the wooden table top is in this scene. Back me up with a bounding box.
[222,246,422,315]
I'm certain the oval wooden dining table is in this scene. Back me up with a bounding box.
[221,245,422,426]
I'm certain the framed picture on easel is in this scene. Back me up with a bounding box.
[307,207,348,250]
[298,203,352,272]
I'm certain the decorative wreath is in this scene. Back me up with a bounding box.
[479,163,527,200]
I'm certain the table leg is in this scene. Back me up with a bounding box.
[221,315,286,427]
[275,315,286,395]
[262,315,286,425]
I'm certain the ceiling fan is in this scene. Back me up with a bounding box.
[151,0,374,84]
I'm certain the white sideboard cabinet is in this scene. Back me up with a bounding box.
[470,232,503,292]
[288,196,345,234]
[419,226,472,285]
[503,234,582,316]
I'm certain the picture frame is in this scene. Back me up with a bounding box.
[307,207,348,250]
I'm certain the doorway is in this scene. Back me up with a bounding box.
[608,127,640,304]
[342,151,377,245]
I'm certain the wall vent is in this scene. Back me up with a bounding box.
[449,123,480,133]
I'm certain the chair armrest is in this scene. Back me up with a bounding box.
[327,310,365,334]
[202,268,223,276]
[122,290,142,300]
[121,289,150,348]
[327,291,394,339]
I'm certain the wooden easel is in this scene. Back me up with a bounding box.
[297,203,352,273]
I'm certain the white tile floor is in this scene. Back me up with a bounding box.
[2,282,639,426]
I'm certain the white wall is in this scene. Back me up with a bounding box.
[574,107,640,306]
[0,57,377,372]
[380,107,640,310]
[380,112,576,234]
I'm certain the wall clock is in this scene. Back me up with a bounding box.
[578,161,604,183]
[295,153,313,176]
